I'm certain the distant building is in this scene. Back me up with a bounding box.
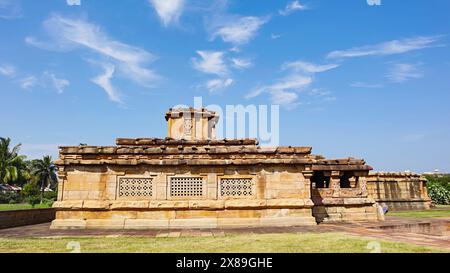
[0,184,22,193]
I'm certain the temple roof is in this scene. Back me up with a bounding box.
[56,138,372,172]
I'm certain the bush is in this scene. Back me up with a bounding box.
[425,174,450,205]
[427,183,450,205]
[425,174,450,191]
[42,198,55,207]
[21,182,41,208]
[43,191,57,201]
[0,191,22,204]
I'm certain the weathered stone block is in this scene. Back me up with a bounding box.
[169,218,218,229]
[110,201,149,210]
[124,219,169,229]
[83,201,111,209]
[53,200,83,209]
[86,219,125,229]
[50,219,86,229]
[225,199,266,209]
[189,200,224,210]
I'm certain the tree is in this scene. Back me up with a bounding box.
[32,156,58,204]
[0,137,27,184]
[21,182,40,208]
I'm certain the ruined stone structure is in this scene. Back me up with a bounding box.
[51,108,426,230]
[367,172,431,211]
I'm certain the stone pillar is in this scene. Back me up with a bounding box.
[358,176,368,197]
[329,171,341,198]
[56,167,66,201]
[302,170,314,199]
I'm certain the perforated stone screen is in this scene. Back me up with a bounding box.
[170,177,204,197]
[220,178,254,197]
[118,177,153,198]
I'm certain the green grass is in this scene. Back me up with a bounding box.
[388,208,450,218]
[0,233,446,253]
[0,203,51,211]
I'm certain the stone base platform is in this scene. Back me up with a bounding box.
[50,208,317,230]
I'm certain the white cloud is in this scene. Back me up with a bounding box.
[327,36,440,59]
[210,16,269,46]
[308,88,336,102]
[44,71,70,93]
[271,33,282,40]
[282,60,338,73]
[0,0,21,19]
[230,58,252,70]
[386,63,423,83]
[149,0,184,26]
[0,62,70,93]
[246,74,312,106]
[270,90,299,107]
[19,76,39,90]
[91,63,122,103]
[26,14,159,102]
[0,64,16,77]
[246,60,338,108]
[66,0,81,6]
[350,82,383,88]
[205,78,234,93]
[279,1,308,16]
[192,50,228,76]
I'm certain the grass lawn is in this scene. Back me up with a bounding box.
[0,203,51,211]
[0,233,446,253]
[388,208,450,218]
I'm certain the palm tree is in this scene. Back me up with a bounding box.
[32,155,57,203]
[0,137,27,184]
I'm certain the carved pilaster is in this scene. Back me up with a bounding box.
[358,176,368,197]
[330,171,341,198]
[302,170,314,199]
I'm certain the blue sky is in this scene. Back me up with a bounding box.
[1,0,449,173]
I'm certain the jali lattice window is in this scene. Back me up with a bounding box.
[118,177,153,198]
[220,178,253,197]
[170,177,204,197]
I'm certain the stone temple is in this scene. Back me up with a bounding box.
[51,108,431,229]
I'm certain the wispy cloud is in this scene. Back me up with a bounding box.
[91,63,121,103]
[208,15,269,46]
[386,63,423,83]
[327,36,441,59]
[350,82,383,88]
[0,63,16,77]
[0,0,22,19]
[271,33,282,40]
[246,60,338,108]
[148,0,184,26]
[230,57,252,70]
[279,1,308,16]
[44,71,70,94]
[66,0,81,6]
[205,78,234,93]
[26,14,159,102]
[1,63,69,93]
[192,50,228,76]
[18,76,38,90]
[402,133,426,143]
[282,61,338,73]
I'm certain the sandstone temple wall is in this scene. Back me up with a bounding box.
[367,172,431,211]
[52,164,319,229]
